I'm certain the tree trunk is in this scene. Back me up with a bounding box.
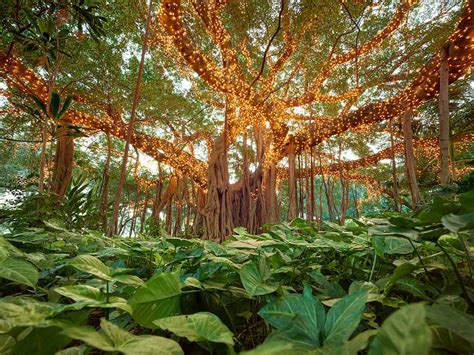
[287,138,297,220]
[38,119,48,193]
[100,134,112,231]
[109,0,153,236]
[263,162,279,223]
[388,117,399,212]
[439,45,450,185]
[203,130,233,242]
[50,120,74,196]
[402,109,421,207]
[140,190,150,233]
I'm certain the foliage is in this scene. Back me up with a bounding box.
[1,175,101,231]
[0,189,472,354]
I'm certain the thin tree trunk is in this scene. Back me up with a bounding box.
[109,0,153,236]
[402,109,421,207]
[39,59,60,192]
[38,119,48,193]
[352,184,360,218]
[140,190,150,233]
[388,117,399,212]
[439,45,450,185]
[309,148,315,222]
[50,120,74,196]
[129,189,140,238]
[100,134,112,231]
[288,138,297,220]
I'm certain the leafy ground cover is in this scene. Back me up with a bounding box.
[0,189,473,354]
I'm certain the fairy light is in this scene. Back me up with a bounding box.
[0,0,472,197]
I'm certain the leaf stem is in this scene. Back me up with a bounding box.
[436,241,473,308]
[368,251,377,282]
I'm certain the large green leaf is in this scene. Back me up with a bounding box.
[441,213,474,232]
[242,341,312,354]
[240,257,279,297]
[0,257,39,287]
[55,285,132,313]
[68,255,143,286]
[128,271,181,328]
[0,297,64,333]
[460,189,474,212]
[154,312,234,345]
[392,277,431,300]
[426,304,474,345]
[244,330,377,355]
[68,255,112,281]
[112,273,144,286]
[11,326,71,355]
[369,225,420,242]
[430,326,474,354]
[372,236,413,257]
[368,303,431,355]
[57,96,73,119]
[0,335,15,354]
[258,284,325,347]
[61,318,183,355]
[384,263,417,294]
[323,290,367,346]
[50,92,61,118]
[316,330,378,355]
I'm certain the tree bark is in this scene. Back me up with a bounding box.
[140,190,150,233]
[402,109,421,207]
[100,134,112,232]
[109,0,153,236]
[439,45,450,185]
[50,120,74,196]
[388,117,399,212]
[287,138,297,220]
[203,129,233,242]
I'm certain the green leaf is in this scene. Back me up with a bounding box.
[54,346,87,355]
[430,326,474,354]
[11,326,71,355]
[57,96,73,119]
[426,304,474,345]
[0,335,15,354]
[154,312,234,345]
[0,257,39,288]
[372,236,413,257]
[61,325,113,351]
[388,216,418,228]
[441,213,474,232]
[112,273,144,286]
[369,225,420,242]
[392,277,431,300]
[241,340,312,354]
[368,303,431,355]
[258,284,325,347]
[0,297,64,333]
[68,255,112,281]
[240,257,279,297]
[55,285,132,313]
[31,95,47,114]
[128,271,181,328]
[323,290,367,346]
[316,330,379,355]
[51,92,60,118]
[62,318,183,355]
[460,189,474,212]
[384,263,417,294]
[418,196,461,223]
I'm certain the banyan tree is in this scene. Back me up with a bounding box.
[1,0,473,241]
